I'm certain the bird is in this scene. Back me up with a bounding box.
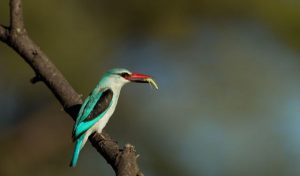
[69,68,158,167]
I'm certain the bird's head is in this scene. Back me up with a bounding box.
[102,68,159,90]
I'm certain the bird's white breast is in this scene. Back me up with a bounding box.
[93,89,121,134]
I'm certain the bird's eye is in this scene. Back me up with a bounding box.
[120,72,130,78]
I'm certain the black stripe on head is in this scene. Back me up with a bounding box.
[83,89,113,122]
[117,72,130,79]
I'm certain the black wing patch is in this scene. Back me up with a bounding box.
[83,89,113,122]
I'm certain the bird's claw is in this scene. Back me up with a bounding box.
[99,134,117,144]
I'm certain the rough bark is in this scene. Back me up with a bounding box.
[0,0,143,175]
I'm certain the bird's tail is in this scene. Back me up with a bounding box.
[69,135,84,167]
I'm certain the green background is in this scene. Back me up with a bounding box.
[1,0,300,175]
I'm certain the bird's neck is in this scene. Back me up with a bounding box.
[94,80,122,96]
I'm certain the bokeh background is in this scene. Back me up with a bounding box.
[1,0,300,176]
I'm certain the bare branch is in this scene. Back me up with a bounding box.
[0,0,143,175]
[0,25,9,42]
[10,0,25,31]
[90,133,143,175]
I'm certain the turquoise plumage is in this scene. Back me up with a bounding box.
[73,90,106,138]
[70,135,84,167]
[69,68,158,167]
[70,88,112,167]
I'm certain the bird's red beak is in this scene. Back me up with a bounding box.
[125,72,159,89]
[126,73,151,82]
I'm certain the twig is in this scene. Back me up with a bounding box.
[0,25,9,41]
[10,0,24,31]
[0,0,143,175]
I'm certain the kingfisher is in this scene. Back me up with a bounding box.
[69,68,158,167]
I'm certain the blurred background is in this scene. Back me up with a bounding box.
[1,0,300,175]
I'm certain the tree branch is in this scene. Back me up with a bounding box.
[10,0,24,30]
[0,25,9,41]
[0,0,143,175]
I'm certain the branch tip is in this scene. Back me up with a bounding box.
[0,25,9,42]
[30,74,42,84]
[137,171,144,176]
[10,0,25,30]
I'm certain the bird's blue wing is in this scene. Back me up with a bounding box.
[73,88,113,139]
[75,92,102,127]
[75,95,91,126]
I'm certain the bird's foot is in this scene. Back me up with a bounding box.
[99,133,106,139]
[99,133,118,144]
